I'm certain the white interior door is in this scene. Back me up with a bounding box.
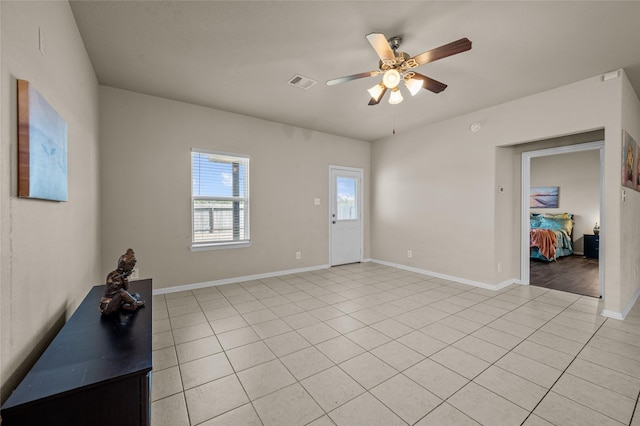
[330,166,363,266]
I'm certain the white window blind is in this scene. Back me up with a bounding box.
[191,150,250,247]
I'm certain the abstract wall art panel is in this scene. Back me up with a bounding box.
[18,79,68,201]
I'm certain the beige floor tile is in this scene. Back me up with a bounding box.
[578,345,640,379]
[242,308,278,325]
[453,335,508,363]
[175,335,222,364]
[216,326,261,350]
[521,414,556,426]
[199,297,231,311]
[501,311,549,329]
[404,358,469,400]
[280,346,334,380]
[471,326,523,350]
[455,308,498,325]
[199,402,262,426]
[430,346,490,379]
[473,365,547,411]
[370,318,413,339]
[513,340,574,371]
[251,318,293,339]
[232,299,266,314]
[184,374,250,425]
[345,326,391,350]
[316,335,365,363]
[437,314,484,334]
[420,322,467,344]
[324,315,367,334]
[309,305,345,321]
[370,340,425,371]
[347,308,388,325]
[371,374,441,424]
[566,358,640,399]
[487,318,537,339]
[169,311,208,330]
[151,365,183,401]
[253,383,324,426]
[172,322,213,345]
[180,352,234,390]
[449,382,529,426]
[306,415,337,426]
[263,330,310,357]
[328,392,405,426]
[151,392,189,426]
[398,330,448,357]
[534,392,624,426]
[153,346,178,371]
[539,321,593,344]
[237,359,296,400]
[589,334,640,362]
[339,352,397,389]
[551,373,635,424]
[496,352,562,388]
[269,302,304,317]
[414,402,480,426]
[282,311,321,329]
[297,322,341,345]
[203,305,238,322]
[153,318,171,333]
[225,340,276,371]
[152,330,175,350]
[209,314,249,334]
[301,365,365,411]
[526,330,584,356]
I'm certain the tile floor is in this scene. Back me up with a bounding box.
[150,263,640,426]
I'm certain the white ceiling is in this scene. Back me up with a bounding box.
[69,1,640,142]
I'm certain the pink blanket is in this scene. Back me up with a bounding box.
[530,228,557,260]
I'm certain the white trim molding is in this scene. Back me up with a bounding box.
[601,287,640,320]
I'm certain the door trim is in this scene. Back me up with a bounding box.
[521,141,605,297]
[329,165,364,266]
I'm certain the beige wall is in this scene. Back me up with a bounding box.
[99,87,371,290]
[0,1,100,403]
[372,72,640,316]
[531,149,601,253]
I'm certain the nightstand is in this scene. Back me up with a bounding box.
[584,234,599,259]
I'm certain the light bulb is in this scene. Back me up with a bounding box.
[382,69,401,89]
[405,78,423,96]
[367,83,385,102]
[388,88,403,105]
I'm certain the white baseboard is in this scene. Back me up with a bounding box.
[153,264,330,295]
[369,258,515,291]
[602,287,640,320]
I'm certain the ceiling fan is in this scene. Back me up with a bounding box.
[326,33,472,105]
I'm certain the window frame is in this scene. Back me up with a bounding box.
[190,148,251,251]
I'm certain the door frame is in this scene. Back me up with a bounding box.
[329,165,364,266]
[520,141,605,297]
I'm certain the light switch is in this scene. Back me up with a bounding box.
[314,198,320,205]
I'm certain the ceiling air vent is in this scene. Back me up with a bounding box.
[287,74,317,90]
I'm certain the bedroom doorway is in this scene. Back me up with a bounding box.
[521,141,604,298]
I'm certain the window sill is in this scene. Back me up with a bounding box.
[189,241,252,252]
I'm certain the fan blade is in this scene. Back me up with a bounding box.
[410,38,472,67]
[366,32,395,61]
[368,86,388,106]
[326,70,380,86]
[412,73,447,93]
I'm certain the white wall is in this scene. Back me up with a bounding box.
[99,87,370,290]
[531,149,601,254]
[372,71,639,316]
[0,1,100,403]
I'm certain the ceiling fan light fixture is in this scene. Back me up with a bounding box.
[388,87,403,105]
[367,83,385,102]
[405,78,423,96]
[382,69,401,89]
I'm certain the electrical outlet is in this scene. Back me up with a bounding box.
[407,250,412,258]
[296,251,301,260]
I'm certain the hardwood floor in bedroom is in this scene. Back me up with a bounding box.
[530,255,600,298]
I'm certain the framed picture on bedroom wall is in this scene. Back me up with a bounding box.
[622,129,637,191]
[530,186,559,208]
[17,79,68,202]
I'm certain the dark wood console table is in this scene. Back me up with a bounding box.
[1,279,152,426]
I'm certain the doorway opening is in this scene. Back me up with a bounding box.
[521,141,604,298]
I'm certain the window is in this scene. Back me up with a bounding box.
[191,149,250,249]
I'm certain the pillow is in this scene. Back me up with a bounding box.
[544,212,573,219]
[539,216,573,235]
[530,216,542,228]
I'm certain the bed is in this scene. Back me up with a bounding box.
[530,213,574,261]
